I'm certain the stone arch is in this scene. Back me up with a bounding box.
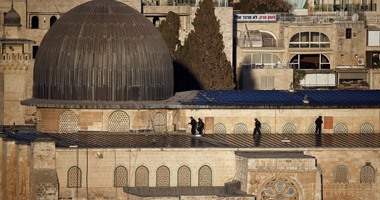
[213,123,226,134]
[156,165,170,187]
[108,110,130,132]
[31,16,39,29]
[260,30,278,47]
[50,16,57,27]
[59,110,79,133]
[334,165,349,183]
[360,123,374,134]
[334,123,348,134]
[234,123,248,134]
[261,123,271,134]
[114,166,128,187]
[153,112,166,133]
[258,176,302,200]
[177,165,191,186]
[360,164,375,183]
[198,165,212,186]
[290,54,330,70]
[67,166,81,188]
[282,123,296,134]
[135,166,149,187]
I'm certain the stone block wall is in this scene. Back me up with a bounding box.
[37,107,380,134]
[306,148,380,200]
[0,139,32,200]
[55,148,236,199]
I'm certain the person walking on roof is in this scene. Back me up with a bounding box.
[315,116,323,134]
[189,117,197,135]
[197,118,205,135]
[253,118,261,135]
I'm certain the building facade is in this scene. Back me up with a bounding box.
[1,0,380,200]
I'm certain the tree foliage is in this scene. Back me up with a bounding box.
[178,0,235,90]
[158,11,181,59]
[240,0,292,14]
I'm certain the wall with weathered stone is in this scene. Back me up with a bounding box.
[55,148,237,199]
[37,107,380,134]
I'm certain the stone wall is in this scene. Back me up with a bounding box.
[55,148,237,199]
[306,148,380,200]
[37,107,380,134]
[0,138,380,199]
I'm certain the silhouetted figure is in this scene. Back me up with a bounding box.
[254,133,261,147]
[315,116,323,134]
[188,117,197,135]
[197,118,205,135]
[253,118,261,135]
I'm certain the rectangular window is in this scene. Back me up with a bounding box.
[346,28,352,39]
[32,46,39,59]
[368,31,380,46]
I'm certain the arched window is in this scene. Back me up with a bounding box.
[67,166,81,188]
[59,110,79,133]
[334,123,348,134]
[334,165,349,183]
[309,124,316,134]
[50,16,57,27]
[290,54,330,70]
[241,53,282,69]
[289,32,330,48]
[114,166,128,187]
[282,123,296,134]
[108,110,130,132]
[178,165,191,186]
[153,112,166,133]
[213,123,226,134]
[135,166,149,187]
[234,123,248,134]
[31,16,39,29]
[261,123,271,134]
[238,30,277,47]
[360,123,374,134]
[360,164,375,183]
[198,165,212,186]
[260,177,300,199]
[156,166,170,187]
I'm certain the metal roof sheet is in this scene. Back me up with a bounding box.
[181,90,380,108]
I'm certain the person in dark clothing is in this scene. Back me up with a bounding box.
[315,116,323,134]
[189,117,197,135]
[197,118,205,135]
[253,118,261,135]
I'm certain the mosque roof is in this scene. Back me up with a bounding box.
[33,0,173,102]
[22,89,380,109]
[3,131,380,149]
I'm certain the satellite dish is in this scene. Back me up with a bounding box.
[352,13,359,21]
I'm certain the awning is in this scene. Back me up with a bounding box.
[339,72,367,79]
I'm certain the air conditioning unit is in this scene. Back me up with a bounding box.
[357,59,365,65]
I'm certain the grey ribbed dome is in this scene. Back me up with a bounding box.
[4,4,21,26]
[33,0,173,102]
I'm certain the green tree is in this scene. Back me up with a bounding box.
[240,0,292,14]
[179,0,235,90]
[158,11,181,59]
[158,11,201,92]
